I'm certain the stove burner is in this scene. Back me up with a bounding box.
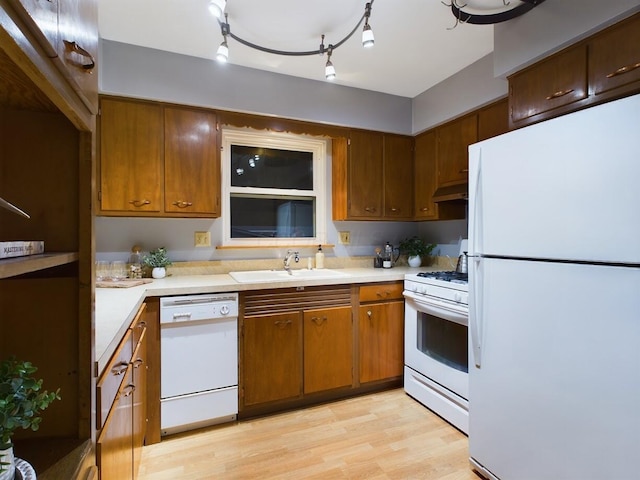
[417,270,468,284]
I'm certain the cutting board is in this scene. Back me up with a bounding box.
[96,278,153,288]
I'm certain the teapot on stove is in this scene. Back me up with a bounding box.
[455,252,468,274]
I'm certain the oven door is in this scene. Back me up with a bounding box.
[404,291,469,400]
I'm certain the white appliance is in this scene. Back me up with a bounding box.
[468,94,640,480]
[160,293,239,436]
[404,267,469,433]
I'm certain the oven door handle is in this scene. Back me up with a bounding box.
[403,291,468,326]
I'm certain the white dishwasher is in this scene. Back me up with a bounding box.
[160,293,238,436]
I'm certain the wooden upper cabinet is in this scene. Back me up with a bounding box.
[478,98,509,141]
[14,0,99,113]
[164,107,220,215]
[588,13,640,98]
[57,0,99,112]
[413,130,438,221]
[99,98,163,213]
[348,129,384,218]
[509,46,588,127]
[437,113,477,187]
[383,134,413,220]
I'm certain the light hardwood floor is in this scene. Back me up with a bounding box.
[139,389,480,479]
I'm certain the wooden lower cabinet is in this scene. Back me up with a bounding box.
[242,312,303,406]
[96,306,148,480]
[303,306,353,394]
[358,301,404,383]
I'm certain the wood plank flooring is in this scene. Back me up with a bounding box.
[139,389,481,479]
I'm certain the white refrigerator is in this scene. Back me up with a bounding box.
[468,94,640,480]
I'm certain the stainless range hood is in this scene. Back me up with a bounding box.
[432,183,468,202]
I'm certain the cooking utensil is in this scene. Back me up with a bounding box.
[456,252,468,274]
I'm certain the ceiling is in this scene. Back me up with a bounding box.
[98,0,502,98]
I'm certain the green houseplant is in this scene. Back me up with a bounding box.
[142,247,172,279]
[0,357,61,476]
[399,236,436,267]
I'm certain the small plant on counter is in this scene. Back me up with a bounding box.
[0,357,61,472]
[399,236,436,258]
[142,247,172,268]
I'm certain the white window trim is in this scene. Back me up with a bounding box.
[221,128,327,247]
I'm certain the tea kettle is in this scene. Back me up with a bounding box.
[455,252,468,274]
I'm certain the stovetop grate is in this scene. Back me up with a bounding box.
[416,271,468,284]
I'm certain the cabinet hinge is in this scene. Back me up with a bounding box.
[216,122,220,132]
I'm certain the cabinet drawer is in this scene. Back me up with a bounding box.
[509,46,588,124]
[96,328,133,429]
[589,14,640,97]
[359,282,404,302]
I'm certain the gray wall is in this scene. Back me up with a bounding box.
[100,40,413,135]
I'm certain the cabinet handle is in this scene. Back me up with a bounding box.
[545,88,574,100]
[137,321,146,328]
[172,200,193,208]
[366,310,372,319]
[111,362,128,376]
[606,61,640,78]
[364,207,377,213]
[129,199,151,207]
[132,358,144,368]
[459,169,469,173]
[62,40,96,71]
[311,316,327,326]
[419,207,430,212]
[390,207,398,212]
[376,290,390,298]
[122,384,136,397]
[274,320,292,327]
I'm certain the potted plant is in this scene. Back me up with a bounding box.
[0,357,61,480]
[142,247,172,279]
[399,236,436,267]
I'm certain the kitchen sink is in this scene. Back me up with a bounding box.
[229,269,350,283]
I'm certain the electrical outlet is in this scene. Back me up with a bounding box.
[194,231,211,247]
[339,231,351,245]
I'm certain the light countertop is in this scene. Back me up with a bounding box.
[95,267,425,376]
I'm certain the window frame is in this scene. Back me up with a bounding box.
[221,128,327,247]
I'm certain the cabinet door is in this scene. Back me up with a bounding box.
[303,306,353,394]
[99,98,163,213]
[164,107,220,216]
[97,368,134,480]
[348,130,383,218]
[413,130,438,220]
[509,46,588,125]
[14,0,58,56]
[589,14,640,98]
[383,134,413,220]
[132,327,147,478]
[359,301,404,384]
[478,98,509,141]
[57,0,99,112]
[437,114,477,187]
[243,313,302,406]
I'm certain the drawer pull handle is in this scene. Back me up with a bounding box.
[376,290,390,297]
[367,310,372,319]
[132,358,144,368]
[364,207,377,213]
[311,316,327,326]
[606,62,640,78]
[274,320,292,327]
[112,362,128,376]
[63,40,96,71]
[172,200,193,208]
[545,88,574,100]
[129,199,151,207]
[419,207,430,212]
[459,169,469,174]
[137,321,147,328]
[123,384,136,397]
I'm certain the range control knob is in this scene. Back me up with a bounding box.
[220,304,230,316]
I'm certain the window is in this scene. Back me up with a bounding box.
[222,129,327,247]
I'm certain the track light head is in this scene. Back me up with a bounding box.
[216,40,229,62]
[209,0,226,19]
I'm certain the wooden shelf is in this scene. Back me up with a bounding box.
[0,252,79,279]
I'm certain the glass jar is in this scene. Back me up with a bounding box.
[128,245,143,279]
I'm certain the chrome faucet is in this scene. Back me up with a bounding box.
[283,250,299,274]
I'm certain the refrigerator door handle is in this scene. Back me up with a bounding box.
[469,147,483,368]
[470,256,482,368]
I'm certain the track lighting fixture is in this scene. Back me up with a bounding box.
[212,0,375,81]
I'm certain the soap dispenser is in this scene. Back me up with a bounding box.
[315,245,325,269]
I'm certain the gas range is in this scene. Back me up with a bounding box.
[404,270,468,305]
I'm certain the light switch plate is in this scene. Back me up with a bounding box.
[339,231,351,245]
[194,231,211,247]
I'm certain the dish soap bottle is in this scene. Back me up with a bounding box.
[315,245,325,269]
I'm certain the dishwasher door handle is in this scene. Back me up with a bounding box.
[172,312,192,320]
